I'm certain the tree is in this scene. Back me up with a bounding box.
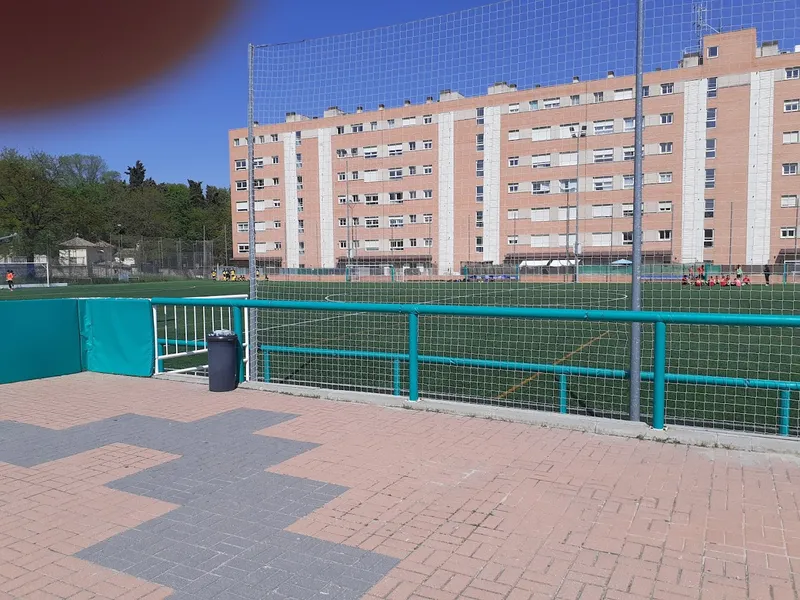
[188,180,204,204]
[125,160,146,188]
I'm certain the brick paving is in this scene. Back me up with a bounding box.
[0,374,798,599]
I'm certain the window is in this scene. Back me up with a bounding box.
[337,172,346,181]
[622,232,634,246]
[623,175,635,189]
[570,95,580,106]
[543,97,560,109]
[624,117,635,132]
[388,143,403,156]
[558,206,577,221]
[593,148,614,163]
[781,195,798,208]
[476,107,485,124]
[270,133,279,142]
[423,114,432,124]
[641,85,650,97]
[297,198,304,212]
[255,135,265,144]
[389,167,403,180]
[409,238,417,247]
[706,108,717,128]
[364,146,378,158]
[508,209,519,220]
[271,156,279,164]
[234,159,246,171]
[272,199,281,207]
[408,141,417,151]
[706,139,717,158]
[784,131,800,144]
[781,227,797,239]
[273,220,281,229]
[623,146,635,161]
[532,154,551,168]
[531,208,550,222]
[622,203,638,217]
[707,77,718,98]
[659,230,672,241]
[350,194,360,203]
[387,119,395,128]
[351,171,359,180]
[254,200,265,211]
[559,151,577,166]
[508,156,520,167]
[365,240,380,252]
[238,243,249,253]
[476,134,484,151]
[509,103,520,114]
[237,222,249,233]
[423,189,433,199]
[659,201,673,213]
[296,175,303,191]
[529,100,539,110]
[594,176,613,191]
[389,192,404,203]
[508,182,519,193]
[475,211,484,228]
[233,138,246,147]
[234,201,248,212]
[508,130,520,141]
[785,99,800,112]
[704,229,714,247]
[659,142,673,154]
[508,235,519,245]
[475,237,484,253]
[296,153,303,167]
[339,240,347,249]
[423,213,433,224]
[389,216,404,228]
[705,199,715,218]
[365,217,379,228]
[298,220,304,233]
[351,123,363,133]
[594,91,605,103]
[423,165,433,175]
[370,121,378,131]
[707,46,719,59]
[661,83,674,95]
[786,67,800,80]
[336,126,345,135]
[336,149,347,158]
[559,179,577,193]
[659,172,673,184]
[660,113,674,125]
[558,233,577,248]
[423,238,433,248]
[410,214,418,224]
[532,180,551,194]
[402,117,416,127]
[615,88,633,101]
[783,163,799,176]
[532,126,552,141]
[366,194,379,205]
[423,140,433,150]
[253,157,264,168]
[705,169,716,188]
[476,186,484,202]
[592,232,612,246]
[364,170,379,183]
[272,177,280,186]
[560,123,578,138]
[593,120,614,135]
[531,234,549,248]
[476,160,484,177]
[592,204,612,218]
[408,166,417,176]
[235,180,247,191]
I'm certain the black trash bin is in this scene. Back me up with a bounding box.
[206,330,240,392]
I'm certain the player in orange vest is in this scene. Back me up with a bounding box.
[6,270,14,291]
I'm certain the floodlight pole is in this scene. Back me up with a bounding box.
[629,0,645,423]
[570,126,587,283]
[247,43,258,383]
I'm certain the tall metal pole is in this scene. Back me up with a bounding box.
[565,188,570,283]
[629,0,645,422]
[247,44,258,382]
[345,158,352,263]
[574,135,580,283]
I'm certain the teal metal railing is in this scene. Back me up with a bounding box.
[151,297,800,436]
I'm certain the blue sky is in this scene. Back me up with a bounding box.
[0,0,796,188]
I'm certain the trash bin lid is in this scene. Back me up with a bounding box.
[209,329,235,337]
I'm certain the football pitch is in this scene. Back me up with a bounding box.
[4,279,799,435]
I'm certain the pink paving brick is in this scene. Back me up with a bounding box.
[0,372,799,598]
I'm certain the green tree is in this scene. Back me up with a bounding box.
[125,160,146,188]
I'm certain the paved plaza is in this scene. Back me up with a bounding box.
[0,374,798,599]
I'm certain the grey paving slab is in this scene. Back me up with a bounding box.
[0,408,398,598]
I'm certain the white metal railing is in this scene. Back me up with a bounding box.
[152,294,249,377]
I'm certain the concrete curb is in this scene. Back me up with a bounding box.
[156,374,799,456]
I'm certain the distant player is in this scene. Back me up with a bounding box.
[708,276,716,287]
[736,265,743,281]
[681,275,689,285]
[763,264,771,286]
[211,269,217,281]
[5,270,14,291]
[694,277,702,287]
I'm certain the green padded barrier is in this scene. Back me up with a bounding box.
[0,299,82,384]
[79,298,154,377]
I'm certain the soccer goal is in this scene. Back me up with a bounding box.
[783,261,800,284]
[0,260,51,288]
[345,264,403,283]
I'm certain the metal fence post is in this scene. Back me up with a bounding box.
[408,312,419,401]
[263,351,271,383]
[233,306,245,384]
[780,390,790,436]
[393,358,401,396]
[653,321,666,430]
[559,374,568,413]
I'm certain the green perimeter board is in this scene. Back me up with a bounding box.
[0,299,82,384]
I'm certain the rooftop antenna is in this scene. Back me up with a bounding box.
[693,2,720,53]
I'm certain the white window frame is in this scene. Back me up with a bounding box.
[785,99,800,112]
[786,67,800,80]
[543,98,560,109]
[624,117,635,132]
[234,159,246,171]
[508,103,520,114]
[508,182,519,193]
[593,176,613,191]
[508,209,519,220]
[781,195,798,208]
[423,165,433,175]
[531,154,551,168]
[659,142,673,154]
[783,131,800,144]
[658,230,672,241]
[508,130,520,141]
[661,83,675,94]
[659,201,673,213]
[593,120,614,135]
[781,227,797,239]
[531,208,550,222]
[705,199,715,218]
[365,217,379,228]
[237,243,249,253]
[423,140,433,150]
[531,181,551,195]
[235,201,247,212]
[658,172,673,184]
[706,139,717,158]
[532,127,552,141]
[593,148,614,163]
[531,234,549,248]
[508,156,520,167]
[783,163,799,176]
[476,160,484,177]
[660,113,674,125]
[706,108,717,128]
[592,204,612,218]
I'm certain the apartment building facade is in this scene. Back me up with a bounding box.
[229,29,800,273]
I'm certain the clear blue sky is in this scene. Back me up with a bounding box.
[0,0,795,188]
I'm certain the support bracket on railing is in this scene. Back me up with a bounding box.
[408,312,419,402]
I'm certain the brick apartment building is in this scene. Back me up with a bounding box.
[228,29,800,274]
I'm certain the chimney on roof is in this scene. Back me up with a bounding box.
[356,106,363,113]
[425,96,434,104]
[607,70,615,78]
[572,76,580,83]
[404,99,411,106]
[535,84,541,88]
[488,81,515,94]
[378,103,385,111]
[760,40,779,57]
